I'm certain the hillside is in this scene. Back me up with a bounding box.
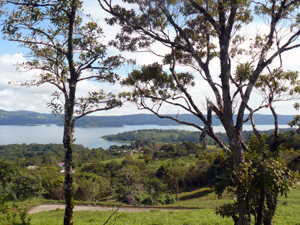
[0,109,296,127]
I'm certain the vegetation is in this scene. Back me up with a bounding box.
[0,129,300,224]
[1,0,300,224]
[16,203,300,225]
[98,0,300,224]
[103,128,300,153]
[1,0,125,223]
[2,187,300,224]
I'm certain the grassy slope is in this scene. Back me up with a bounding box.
[2,186,300,225]
[24,209,234,225]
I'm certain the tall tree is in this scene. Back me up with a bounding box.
[1,0,124,224]
[98,0,300,224]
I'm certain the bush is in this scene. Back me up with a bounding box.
[0,194,31,225]
[141,196,154,206]
[158,194,177,205]
[11,171,44,200]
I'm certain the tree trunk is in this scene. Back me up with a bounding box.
[225,125,251,225]
[236,192,251,225]
[64,143,74,225]
[263,192,278,225]
[176,182,179,199]
[63,103,75,225]
[256,187,266,225]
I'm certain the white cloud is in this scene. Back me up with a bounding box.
[0,54,56,113]
[1,2,300,117]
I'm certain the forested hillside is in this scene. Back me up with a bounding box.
[0,109,296,127]
[102,128,300,150]
[0,109,60,125]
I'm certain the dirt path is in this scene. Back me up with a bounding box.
[28,204,198,214]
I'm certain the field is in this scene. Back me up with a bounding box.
[2,185,300,225]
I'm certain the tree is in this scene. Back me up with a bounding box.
[74,172,111,201]
[11,170,44,200]
[0,159,18,195]
[98,0,300,224]
[164,165,187,199]
[212,135,299,225]
[1,1,124,224]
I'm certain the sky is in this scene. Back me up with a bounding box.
[0,0,300,117]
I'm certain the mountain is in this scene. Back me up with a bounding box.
[0,109,296,127]
[0,109,60,125]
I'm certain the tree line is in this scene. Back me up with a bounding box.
[103,128,300,151]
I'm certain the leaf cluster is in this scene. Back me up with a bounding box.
[121,62,195,106]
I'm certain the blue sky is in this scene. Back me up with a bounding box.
[0,0,300,117]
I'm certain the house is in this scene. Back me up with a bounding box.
[57,162,65,167]
[26,165,39,170]
[61,169,76,173]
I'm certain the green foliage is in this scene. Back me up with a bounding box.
[0,160,19,194]
[144,155,153,165]
[11,171,44,201]
[122,62,195,103]
[207,154,234,197]
[74,173,111,201]
[0,194,31,225]
[255,69,300,103]
[211,135,300,224]
[215,202,238,224]
[80,161,105,175]
[103,129,205,144]
[234,62,255,83]
[121,156,146,171]
[0,143,111,166]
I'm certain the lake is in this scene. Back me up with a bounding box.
[0,124,291,149]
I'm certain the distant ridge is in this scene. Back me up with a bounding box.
[0,109,296,127]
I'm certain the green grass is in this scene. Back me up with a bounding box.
[100,154,142,164]
[274,204,300,225]
[167,187,233,208]
[278,185,300,205]
[2,186,300,225]
[3,205,300,225]
[10,209,234,225]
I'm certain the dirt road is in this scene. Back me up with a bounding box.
[28,204,198,214]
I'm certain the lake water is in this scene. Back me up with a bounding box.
[0,124,290,149]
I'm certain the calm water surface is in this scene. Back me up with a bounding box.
[0,124,290,149]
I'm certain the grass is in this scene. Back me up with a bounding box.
[4,205,300,225]
[100,154,142,164]
[1,186,300,225]
[9,209,234,225]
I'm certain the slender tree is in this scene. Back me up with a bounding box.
[1,0,124,224]
[252,69,300,225]
[98,0,300,224]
